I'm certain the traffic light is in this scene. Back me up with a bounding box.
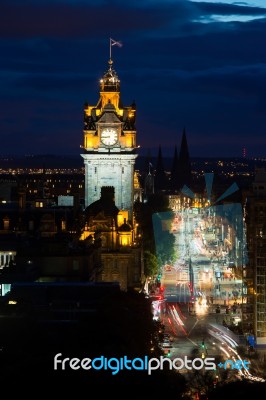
[156,273,162,287]
[201,340,207,358]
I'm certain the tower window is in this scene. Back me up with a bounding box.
[122,167,124,174]
[95,167,97,173]
[3,217,10,230]
[61,219,66,231]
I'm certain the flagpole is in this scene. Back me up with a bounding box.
[109,38,122,61]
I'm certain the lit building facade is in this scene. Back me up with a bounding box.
[81,58,137,223]
[79,53,144,291]
[244,168,266,346]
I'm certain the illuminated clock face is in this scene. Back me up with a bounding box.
[101,128,118,146]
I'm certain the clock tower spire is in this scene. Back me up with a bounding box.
[81,48,138,222]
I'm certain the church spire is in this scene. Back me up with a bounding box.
[143,149,154,199]
[179,127,192,189]
[154,145,167,192]
[170,144,179,192]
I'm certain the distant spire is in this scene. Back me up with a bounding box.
[156,145,164,174]
[144,149,154,198]
[170,145,179,192]
[179,128,192,189]
[144,170,154,197]
[144,149,153,175]
[179,127,189,161]
[154,145,167,192]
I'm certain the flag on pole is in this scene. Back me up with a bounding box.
[110,38,123,48]
[109,38,123,59]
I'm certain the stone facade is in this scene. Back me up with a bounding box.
[82,154,137,222]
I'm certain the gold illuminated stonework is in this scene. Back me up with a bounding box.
[81,57,138,221]
[83,58,136,152]
[80,54,144,291]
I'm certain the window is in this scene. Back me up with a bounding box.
[3,217,10,230]
[61,219,66,231]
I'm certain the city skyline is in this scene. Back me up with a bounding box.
[1,0,266,158]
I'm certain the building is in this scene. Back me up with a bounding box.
[0,50,144,293]
[0,200,102,289]
[243,167,266,346]
[81,57,138,222]
[79,53,144,291]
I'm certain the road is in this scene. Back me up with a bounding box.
[156,300,265,382]
[151,208,265,381]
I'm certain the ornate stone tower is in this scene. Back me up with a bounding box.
[81,55,137,223]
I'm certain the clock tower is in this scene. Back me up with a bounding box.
[81,57,137,222]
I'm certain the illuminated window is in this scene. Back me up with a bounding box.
[121,237,128,246]
[3,217,10,230]
[61,219,66,231]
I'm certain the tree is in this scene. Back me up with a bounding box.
[152,210,177,268]
[185,369,219,399]
[155,229,177,268]
[134,193,177,275]
[143,250,158,277]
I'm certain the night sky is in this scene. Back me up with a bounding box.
[1,0,266,158]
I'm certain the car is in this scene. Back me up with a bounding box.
[230,316,241,326]
[160,342,173,349]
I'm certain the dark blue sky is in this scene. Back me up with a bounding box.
[1,0,266,158]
